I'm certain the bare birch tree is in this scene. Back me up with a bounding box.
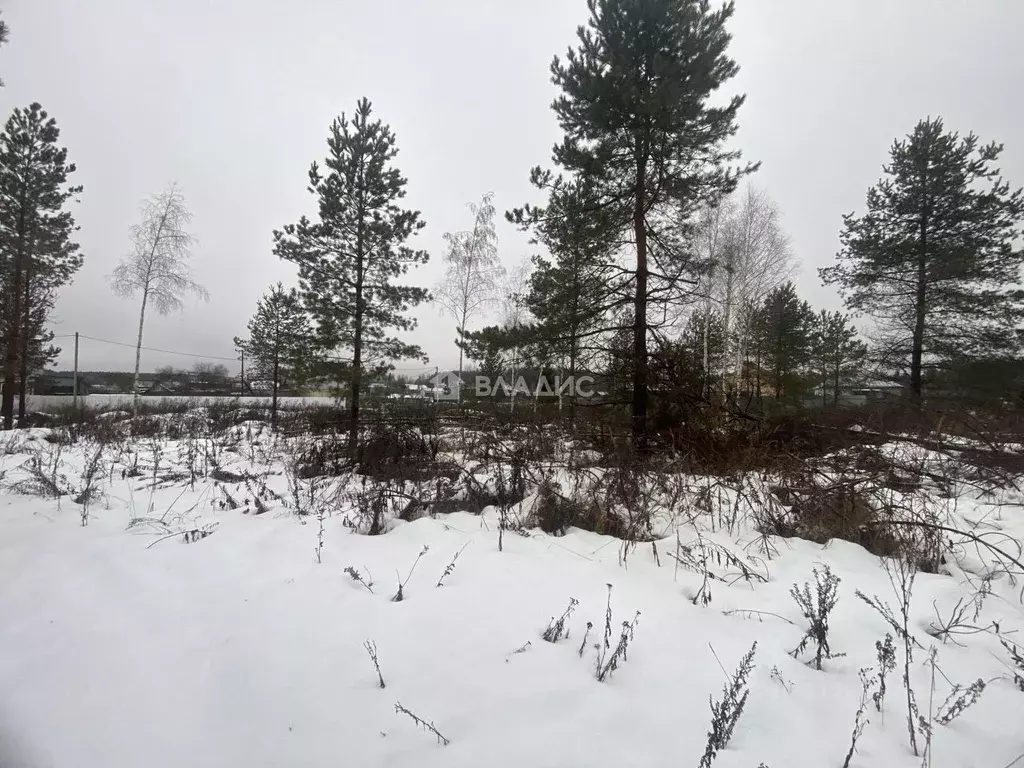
[695,196,736,399]
[436,192,503,380]
[728,186,794,386]
[110,183,208,414]
[696,185,793,397]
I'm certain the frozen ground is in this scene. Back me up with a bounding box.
[0,424,1022,767]
[21,394,340,412]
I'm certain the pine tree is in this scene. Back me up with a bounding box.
[750,282,814,404]
[234,284,316,426]
[811,310,866,406]
[17,280,60,411]
[0,103,82,429]
[274,98,430,446]
[821,117,1024,400]
[513,0,754,442]
[520,178,618,417]
[459,323,531,394]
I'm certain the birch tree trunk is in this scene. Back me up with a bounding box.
[132,288,149,417]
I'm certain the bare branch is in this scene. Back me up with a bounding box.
[108,183,207,414]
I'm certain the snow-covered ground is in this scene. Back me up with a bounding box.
[22,394,340,412]
[1,422,1022,767]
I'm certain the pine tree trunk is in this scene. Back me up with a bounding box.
[272,355,279,429]
[775,324,784,402]
[631,156,649,445]
[910,214,928,402]
[350,224,365,450]
[2,255,25,430]
[270,320,281,429]
[132,289,149,417]
[350,318,362,449]
[2,180,30,430]
[569,299,579,424]
[701,310,710,400]
[16,268,33,426]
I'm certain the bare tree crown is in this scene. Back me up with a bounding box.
[436,192,504,326]
[110,183,208,314]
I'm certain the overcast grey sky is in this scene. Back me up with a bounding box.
[3,0,1023,374]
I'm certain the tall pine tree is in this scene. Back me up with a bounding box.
[821,117,1024,400]
[521,178,618,416]
[274,99,429,446]
[234,283,318,427]
[513,0,754,442]
[0,103,82,429]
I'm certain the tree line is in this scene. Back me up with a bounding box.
[0,14,209,427]
[4,1,1024,440]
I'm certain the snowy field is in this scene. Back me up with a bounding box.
[1,421,1022,767]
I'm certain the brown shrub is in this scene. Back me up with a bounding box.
[778,482,903,560]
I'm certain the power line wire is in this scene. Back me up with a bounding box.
[77,334,239,362]
[71,333,437,372]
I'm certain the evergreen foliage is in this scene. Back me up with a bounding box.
[810,310,867,406]
[0,103,82,428]
[750,282,815,404]
[234,283,318,425]
[821,117,1024,399]
[274,98,430,445]
[512,0,755,441]
[526,181,616,360]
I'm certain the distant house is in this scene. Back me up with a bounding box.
[429,370,466,400]
[802,380,906,409]
[135,378,179,395]
[848,382,905,403]
[32,374,92,396]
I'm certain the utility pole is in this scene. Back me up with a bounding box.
[240,350,245,398]
[72,332,79,412]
